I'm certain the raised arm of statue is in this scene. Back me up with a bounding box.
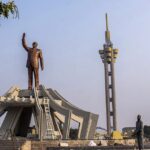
[39,50,44,70]
[22,33,29,51]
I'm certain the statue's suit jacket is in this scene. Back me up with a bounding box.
[26,48,43,69]
[22,38,44,70]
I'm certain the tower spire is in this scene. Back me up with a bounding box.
[105,13,111,44]
[106,13,109,31]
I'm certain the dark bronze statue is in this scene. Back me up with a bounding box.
[22,33,44,90]
[136,115,144,150]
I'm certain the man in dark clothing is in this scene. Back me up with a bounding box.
[136,115,144,150]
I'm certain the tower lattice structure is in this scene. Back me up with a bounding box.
[99,14,118,135]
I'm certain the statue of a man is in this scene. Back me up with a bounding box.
[22,33,44,90]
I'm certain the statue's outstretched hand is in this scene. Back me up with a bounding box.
[22,33,26,39]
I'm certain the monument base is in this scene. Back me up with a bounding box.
[0,85,98,140]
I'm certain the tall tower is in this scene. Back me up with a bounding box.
[99,14,118,135]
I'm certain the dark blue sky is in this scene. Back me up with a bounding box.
[0,0,150,129]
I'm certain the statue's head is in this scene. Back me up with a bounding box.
[32,42,38,48]
[137,114,141,121]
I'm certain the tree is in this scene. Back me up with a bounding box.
[0,0,18,18]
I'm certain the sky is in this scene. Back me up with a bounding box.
[0,0,150,130]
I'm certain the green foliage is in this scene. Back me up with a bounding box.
[0,1,19,18]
